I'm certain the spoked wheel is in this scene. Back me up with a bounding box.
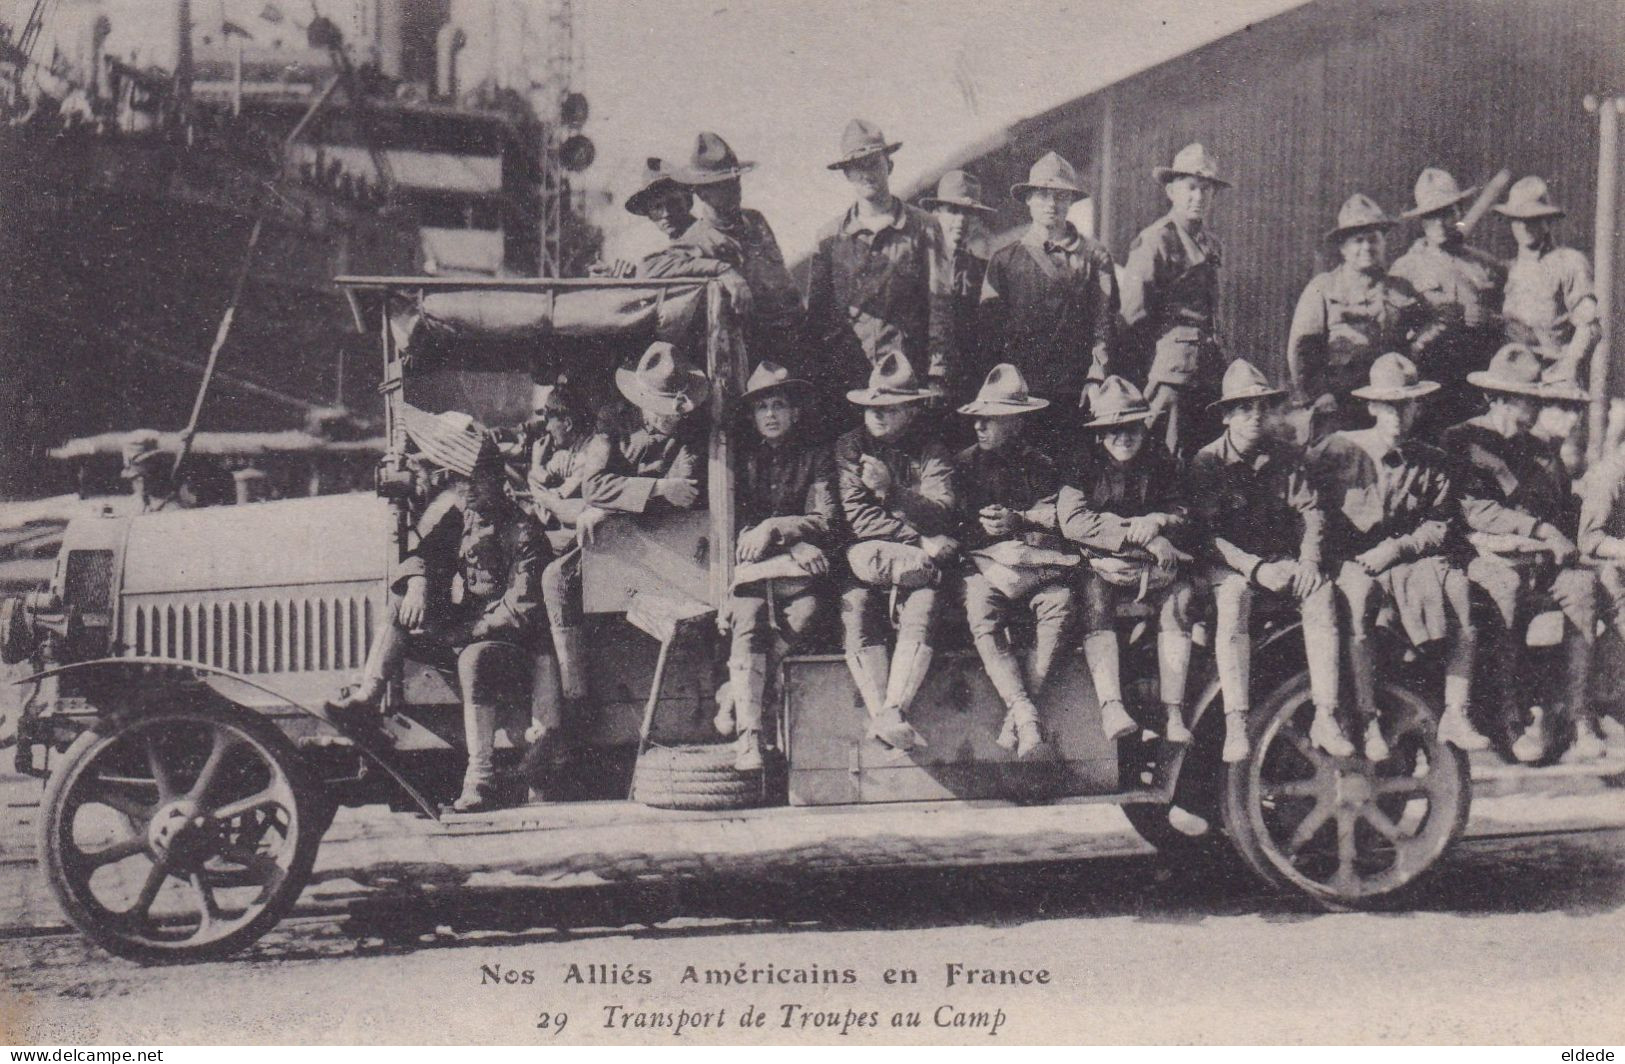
[1222,672,1470,909]
[40,702,324,962]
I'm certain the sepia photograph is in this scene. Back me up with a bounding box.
[0,0,1622,1047]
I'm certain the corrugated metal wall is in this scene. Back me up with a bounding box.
[928,0,1625,391]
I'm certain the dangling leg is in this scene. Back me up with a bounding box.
[722,591,770,769]
[1158,580,1196,745]
[842,584,899,743]
[542,546,591,705]
[1300,577,1354,758]
[453,642,513,813]
[324,590,411,720]
[1440,566,1489,754]
[1080,576,1135,741]
[1554,568,1604,762]
[1337,563,1388,761]
[965,574,1041,758]
[1212,572,1254,761]
[520,644,570,796]
[877,585,941,751]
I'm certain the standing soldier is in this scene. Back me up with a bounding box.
[1496,176,1600,385]
[1444,345,1597,761]
[979,151,1118,456]
[1286,194,1420,440]
[600,159,754,314]
[1120,143,1230,460]
[716,362,839,771]
[1189,360,1348,762]
[954,364,1078,759]
[1388,167,1507,431]
[1058,376,1200,746]
[671,132,802,363]
[1307,353,1479,761]
[836,353,957,751]
[804,119,954,405]
[921,169,996,397]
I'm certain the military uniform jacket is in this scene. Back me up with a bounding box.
[804,199,954,384]
[640,217,745,281]
[1579,451,1625,559]
[1286,265,1422,403]
[737,437,839,551]
[978,224,1118,399]
[528,431,613,531]
[1188,434,1325,574]
[396,486,545,642]
[1387,237,1506,347]
[1119,213,1221,387]
[1502,240,1597,358]
[835,425,956,544]
[953,442,1064,552]
[1057,443,1192,556]
[946,246,989,386]
[1441,417,1571,541]
[584,422,706,514]
[1305,429,1459,561]
[710,208,803,350]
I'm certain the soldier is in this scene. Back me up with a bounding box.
[1120,143,1230,460]
[979,152,1118,457]
[716,362,839,771]
[1307,353,1478,761]
[599,159,752,312]
[1058,376,1200,746]
[804,119,953,401]
[325,411,544,813]
[954,364,1078,760]
[1579,432,1625,761]
[670,132,801,361]
[584,343,710,518]
[1286,194,1420,440]
[1189,360,1348,762]
[1496,176,1600,385]
[1445,344,1598,761]
[921,170,995,395]
[1388,167,1507,432]
[519,376,613,788]
[837,353,957,751]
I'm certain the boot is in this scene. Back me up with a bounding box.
[1164,702,1193,745]
[734,729,763,772]
[1362,718,1391,763]
[997,697,1044,758]
[551,624,591,702]
[1098,700,1137,742]
[1511,705,1547,763]
[1083,631,1135,740]
[322,619,405,725]
[873,641,932,750]
[1222,710,1250,763]
[1028,617,1067,698]
[712,680,736,738]
[845,645,890,719]
[1309,706,1355,759]
[729,654,769,737]
[521,653,572,793]
[975,634,1034,752]
[452,701,503,813]
[1565,713,1606,763]
[1347,637,1379,723]
[1438,704,1492,752]
[1013,718,1049,761]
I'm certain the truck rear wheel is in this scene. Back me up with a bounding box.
[40,701,324,962]
[1222,672,1470,909]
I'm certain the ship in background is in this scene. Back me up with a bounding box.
[0,0,600,496]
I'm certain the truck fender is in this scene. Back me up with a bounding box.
[15,656,439,820]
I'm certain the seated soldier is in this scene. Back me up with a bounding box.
[954,364,1077,760]
[1058,376,1200,746]
[1307,353,1479,762]
[837,352,957,751]
[716,362,838,771]
[519,375,613,784]
[1580,427,1625,761]
[325,411,544,813]
[1190,360,1348,762]
[584,342,710,517]
[1444,344,1597,762]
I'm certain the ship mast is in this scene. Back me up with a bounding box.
[533,0,576,277]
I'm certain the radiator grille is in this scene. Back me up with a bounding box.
[64,550,115,611]
[124,591,376,675]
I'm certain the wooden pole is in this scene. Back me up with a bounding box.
[1585,94,1623,468]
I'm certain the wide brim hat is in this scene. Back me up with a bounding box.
[1402,167,1477,219]
[1011,151,1086,200]
[625,158,681,216]
[1083,375,1156,428]
[740,360,813,403]
[920,169,996,214]
[400,404,497,478]
[1207,359,1287,410]
[827,118,902,170]
[1493,175,1566,219]
[1538,378,1591,404]
[846,351,936,406]
[1152,142,1231,189]
[957,363,1050,417]
[1465,343,1549,399]
[671,131,757,185]
[1350,352,1441,401]
[1326,192,1399,243]
[616,342,712,415]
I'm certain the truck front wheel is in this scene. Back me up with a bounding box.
[40,700,324,962]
